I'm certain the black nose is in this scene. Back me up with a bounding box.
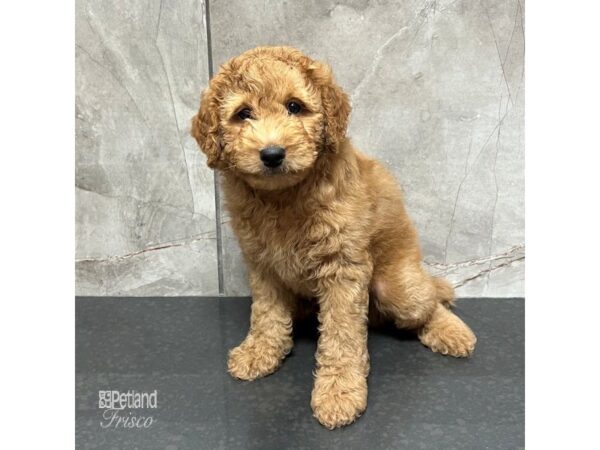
[260,146,286,168]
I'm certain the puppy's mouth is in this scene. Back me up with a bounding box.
[239,162,312,190]
[261,165,286,176]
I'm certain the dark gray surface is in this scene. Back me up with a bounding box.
[76,297,524,449]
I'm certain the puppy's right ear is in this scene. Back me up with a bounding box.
[307,61,351,152]
[191,86,221,169]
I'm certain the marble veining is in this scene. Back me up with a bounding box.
[75,0,218,295]
[76,0,525,297]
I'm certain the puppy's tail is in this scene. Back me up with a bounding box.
[431,276,455,308]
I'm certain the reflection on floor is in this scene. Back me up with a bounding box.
[76,297,524,449]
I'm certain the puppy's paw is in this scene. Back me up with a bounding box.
[311,371,367,429]
[227,340,288,381]
[418,308,477,357]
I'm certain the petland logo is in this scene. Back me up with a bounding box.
[98,390,158,429]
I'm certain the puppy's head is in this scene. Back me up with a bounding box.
[191,46,350,190]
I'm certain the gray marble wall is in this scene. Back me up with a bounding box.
[76,0,524,297]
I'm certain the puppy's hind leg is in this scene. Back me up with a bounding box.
[417,302,476,357]
[372,258,476,357]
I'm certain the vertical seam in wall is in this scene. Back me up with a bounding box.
[205,0,224,295]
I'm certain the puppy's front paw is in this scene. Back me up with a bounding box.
[228,340,288,381]
[311,371,367,429]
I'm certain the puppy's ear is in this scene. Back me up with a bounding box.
[308,62,351,151]
[191,85,222,168]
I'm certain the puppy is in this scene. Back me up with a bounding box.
[191,46,476,429]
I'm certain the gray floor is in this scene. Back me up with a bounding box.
[76,297,524,450]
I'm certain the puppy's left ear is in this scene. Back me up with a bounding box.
[191,84,222,169]
[308,62,351,151]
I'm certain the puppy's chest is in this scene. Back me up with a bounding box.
[232,205,343,291]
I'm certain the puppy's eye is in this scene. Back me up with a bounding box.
[236,108,253,120]
[286,101,302,115]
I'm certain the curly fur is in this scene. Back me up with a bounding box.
[191,46,476,429]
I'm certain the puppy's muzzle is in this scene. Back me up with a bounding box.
[260,146,286,168]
